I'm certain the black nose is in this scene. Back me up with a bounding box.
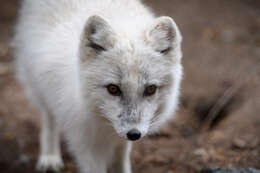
[127,129,141,141]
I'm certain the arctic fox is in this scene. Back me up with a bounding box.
[14,0,183,172]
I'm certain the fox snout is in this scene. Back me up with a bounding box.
[126,129,141,141]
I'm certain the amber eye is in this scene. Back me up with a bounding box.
[107,84,121,96]
[144,85,157,96]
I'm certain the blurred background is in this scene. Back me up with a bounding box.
[0,0,260,173]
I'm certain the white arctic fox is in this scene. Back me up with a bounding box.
[14,0,183,172]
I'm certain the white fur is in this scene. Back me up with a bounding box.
[14,0,182,173]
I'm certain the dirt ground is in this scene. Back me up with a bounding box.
[0,0,260,173]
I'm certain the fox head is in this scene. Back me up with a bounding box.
[79,15,182,141]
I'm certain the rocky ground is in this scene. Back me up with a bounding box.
[0,0,260,173]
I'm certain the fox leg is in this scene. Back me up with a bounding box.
[36,108,64,172]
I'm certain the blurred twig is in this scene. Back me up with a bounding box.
[200,61,260,132]
[200,80,242,132]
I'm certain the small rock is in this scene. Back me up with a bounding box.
[232,138,247,149]
[194,148,210,162]
[208,147,225,161]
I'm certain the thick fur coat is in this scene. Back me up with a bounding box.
[14,0,183,173]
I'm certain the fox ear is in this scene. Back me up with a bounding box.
[80,15,116,60]
[146,16,181,54]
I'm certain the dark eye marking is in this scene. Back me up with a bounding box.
[160,47,172,54]
[89,43,106,52]
[106,84,121,96]
[144,85,157,97]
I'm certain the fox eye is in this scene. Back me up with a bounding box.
[144,85,157,96]
[107,84,121,96]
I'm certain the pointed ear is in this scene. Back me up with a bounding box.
[145,16,182,55]
[80,15,116,61]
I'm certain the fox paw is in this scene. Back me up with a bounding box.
[36,155,64,172]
